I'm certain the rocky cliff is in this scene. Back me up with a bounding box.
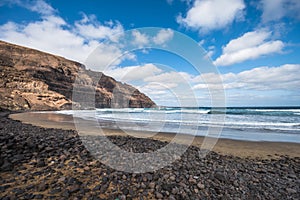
[0,40,156,111]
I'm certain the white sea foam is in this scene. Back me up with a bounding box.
[53,107,300,142]
[249,109,300,113]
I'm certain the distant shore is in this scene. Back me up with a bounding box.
[10,112,300,159]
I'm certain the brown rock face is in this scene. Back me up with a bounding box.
[0,40,156,111]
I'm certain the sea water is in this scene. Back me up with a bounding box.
[57,107,300,143]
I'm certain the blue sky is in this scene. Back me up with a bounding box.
[0,0,300,106]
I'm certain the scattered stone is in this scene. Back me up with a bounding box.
[36,159,46,167]
[286,188,297,194]
[68,185,80,193]
[58,176,66,182]
[49,188,61,194]
[287,174,297,179]
[169,195,176,200]
[34,194,44,199]
[172,187,179,195]
[156,192,163,199]
[149,182,155,189]
[92,185,101,191]
[122,188,129,195]
[162,183,174,192]
[37,183,48,191]
[1,160,13,171]
[214,172,227,182]
[188,177,197,184]
[197,183,205,189]
[169,175,176,181]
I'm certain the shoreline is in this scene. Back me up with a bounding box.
[1,111,300,199]
[10,112,300,159]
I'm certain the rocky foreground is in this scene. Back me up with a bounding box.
[0,113,299,200]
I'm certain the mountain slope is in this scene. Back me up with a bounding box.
[0,40,155,111]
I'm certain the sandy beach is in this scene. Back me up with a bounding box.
[10,112,300,159]
[1,111,299,199]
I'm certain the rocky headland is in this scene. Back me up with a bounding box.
[0,40,155,111]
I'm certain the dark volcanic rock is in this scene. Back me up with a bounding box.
[0,40,156,111]
[214,171,227,182]
[0,160,12,172]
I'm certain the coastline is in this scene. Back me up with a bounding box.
[10,112,300,159]
[1,111,299,199]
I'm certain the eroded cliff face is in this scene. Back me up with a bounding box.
[0,40,156,111]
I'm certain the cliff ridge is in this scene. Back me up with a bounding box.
[0,40,156,111]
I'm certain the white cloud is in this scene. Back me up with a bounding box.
[198,40,205,46]
[75,14,124,42]
[177,0,245,33]
[0,1,126,66]
[153,28,174,45]
[130,28,174,48]
[214,30,284,66]
[25,0,56,16]
[222,31,270,53]
[131,30,150,48]
[144,71,192,84]
[103,64,163,82]
[193,64,300,91]
[137,82,178,96]
[261,0,300,23]
[0,16,91,62]
[104,63,299,106]
[236,64,300,90]
[0,0,56,16]
[85,43,127,71]
[205,45,215,58]
[192,72,229,84]
[104,65,201,105]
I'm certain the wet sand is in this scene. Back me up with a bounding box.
[10,112,300,159]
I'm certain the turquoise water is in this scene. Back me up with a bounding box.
[57,107,300,143]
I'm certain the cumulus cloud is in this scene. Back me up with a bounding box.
[24,0,56,16]
[104,64,191,86]
[153,28,174,45]
[0,0,56,16]
[75,13,124,42]
[128,28,176,49]
[144,71,192,84]
[214,30,284,66]
[102,64,195,106]
[0,1,125,65]
[137,82,179,97]
[204,45,216,58]
[0,16,92,62]
[103,64,163,82]
[236,64,300,90]
[84,42,135,71]
[261,0,300,23]
[193,64,300,91]
[177,0,245,33]
[131,30,150,48]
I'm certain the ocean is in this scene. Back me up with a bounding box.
[57,107,300,143]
